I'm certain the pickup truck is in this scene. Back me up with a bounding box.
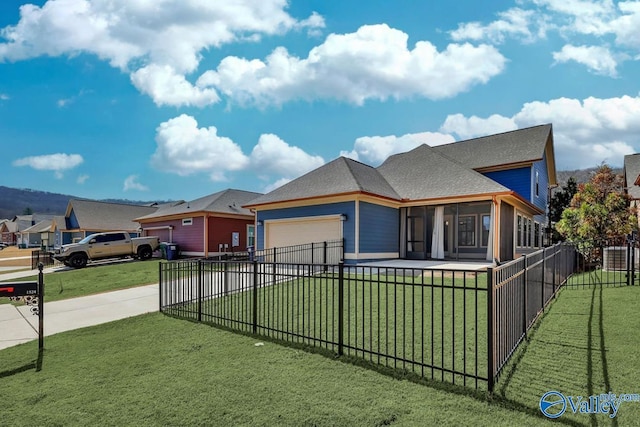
[54,231,160,269]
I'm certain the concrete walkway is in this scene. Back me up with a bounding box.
[0,280,158,351]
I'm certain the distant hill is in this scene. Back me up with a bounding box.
[556,167,623,189]
[0,186,73,219]
[0,186,173,220]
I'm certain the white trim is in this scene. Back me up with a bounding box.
[182,218,193,226]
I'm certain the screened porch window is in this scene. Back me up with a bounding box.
[481,214,491,247]
[458,215,476,247]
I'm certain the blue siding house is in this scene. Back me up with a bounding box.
[246,124,557,263]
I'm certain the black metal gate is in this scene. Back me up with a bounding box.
[564,236,639,288]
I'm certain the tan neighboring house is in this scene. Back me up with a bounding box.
[61,199,159,244]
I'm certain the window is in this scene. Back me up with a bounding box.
[182,218,193,226]
[526,219,532,247]
[481,214,491,247]
[458,215,476,247]
[247,225,255,247]
[517,215,523,247]
[535,171,540,197]
[534,222,540,247]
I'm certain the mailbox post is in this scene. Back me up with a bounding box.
[0,263,44,351]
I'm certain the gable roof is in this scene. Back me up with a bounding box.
[377,144,510,200]
[246,125,555,209]
[624,153,640,199]
[51,215,68,231]
[433,124,553,170]
[66,199,158,231]
[246,157,401,207]
[137,189,263,221]
[21,219,53,234]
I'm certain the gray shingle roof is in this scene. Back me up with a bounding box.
[137,189,263,220]
[245,157,401,206]
[624,153,640,199]
[67,199,158,231]
[21,220,53,234]
[377,144,510,200]
[433,124,553,170]
[247,125,554,207]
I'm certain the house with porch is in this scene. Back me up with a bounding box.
[245,124,556,264]
[623,153,640,228]
[136,189,262,257]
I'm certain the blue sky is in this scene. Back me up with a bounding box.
[1,0,639,202]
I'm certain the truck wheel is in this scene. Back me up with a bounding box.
[138,246,153,260]
[69,253,88,269]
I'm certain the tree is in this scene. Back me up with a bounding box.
[548,177,578,243]
[556,164,637,243]
[22,207,33,215]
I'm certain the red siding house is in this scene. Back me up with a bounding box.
[136,189,262,257]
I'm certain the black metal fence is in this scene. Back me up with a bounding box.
[159,241,585,393]
[31,250,55,270]
[160,260,489,389]
[563,237,640,288]
[210,239,344,265]
[487,243,575,390]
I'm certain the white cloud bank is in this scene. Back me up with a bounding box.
[197,24,506,106]
[439,94,640,169]
[0,3,505,108]
[13,153,84,178]
[151,115,324,187]
[450,0,640,75]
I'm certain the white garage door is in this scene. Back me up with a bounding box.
[265,216,342,264]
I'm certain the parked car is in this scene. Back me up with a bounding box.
[54,231,160,268]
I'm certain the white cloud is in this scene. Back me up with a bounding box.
[553,44,620,76]
[0,0,323,107]
[450,8,541,44]
[0,93,9,100]
[451,0,640,75]
[197,24,506,106]
[77,174,89,184]
[440,94,640,169]
[130,64,220,107]
[263,177,292,193]
[13,153,83,178]
[440,114,517,140]
[341,131,455,165]
[0,0,322,72]
[152,114,249,181]
[250,134,324,178]
[123,175,149,191]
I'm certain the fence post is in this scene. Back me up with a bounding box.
[158,261,163,312]
[253,260,258,334]
[522,254,528,337]
[487,266,495,394]
[38,263,44,351]
[197,259,202,322]
[338,261,344,356]
[224,260,229,295]
[552,245,557,297]
[311,242,315,265]
[541,249,547,313]
[323,241,328,273]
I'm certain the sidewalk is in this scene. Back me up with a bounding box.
[0,283,159,351]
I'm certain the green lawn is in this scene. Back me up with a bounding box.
[1,313,551,427]
[1,260,161,303]
[166,271,489,388]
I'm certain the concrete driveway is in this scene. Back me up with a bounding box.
[0,283,158,351]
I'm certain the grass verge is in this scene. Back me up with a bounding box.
[1,312,551,427]
[1,260,161,303]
